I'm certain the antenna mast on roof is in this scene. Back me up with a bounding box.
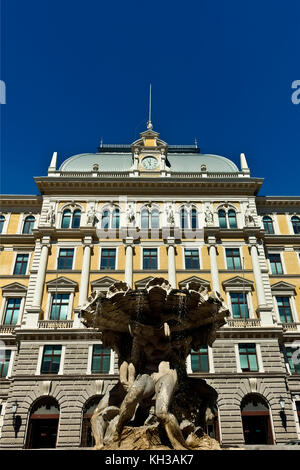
[147,83,153,129]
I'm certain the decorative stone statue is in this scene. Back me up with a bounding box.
[166,204,175,226]
[245,204,255,226]
[80,278,229,450]
[46,206,55,225]
[127,204,135,224]
[87,207,96,225]
[205,206,213,225]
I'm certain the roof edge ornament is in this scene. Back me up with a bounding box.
[240,152,250,176]
[48,151,57,174]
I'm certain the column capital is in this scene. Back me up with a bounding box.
[248,235,258,246]
[124,236,135,246]
[207,235,217,246]
[82,235,93,247]
[41,235,51,247]
[165,236,176,246]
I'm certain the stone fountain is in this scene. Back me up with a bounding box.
[80,278,229,450]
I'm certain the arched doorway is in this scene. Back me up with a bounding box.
[25,397,60,448]
[80,396,102,447]
[241,394,273,444]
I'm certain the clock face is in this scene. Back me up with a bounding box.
[142,156,158,170]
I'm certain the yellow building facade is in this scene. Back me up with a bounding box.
[0,124,300,448]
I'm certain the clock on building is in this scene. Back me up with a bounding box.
[142,156,158,170]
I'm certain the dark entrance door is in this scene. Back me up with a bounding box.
[28,418,59,448]
[242,414,270,444]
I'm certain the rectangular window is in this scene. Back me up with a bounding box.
[143,248,158,270]
[276,296,293,323]
[191,347,209,372]
[57,248,74,270]
[184,249,200,270]
[226,248,241,270]
[269,254,283,275]
[286,348,300,374]
[13,254,29,275]
[0,350,11,378]
[238,343,258,372]
[3,298,21,325]
[230,293,249,318]
[100,248,116,270]
[91,345,111,373]
[41,345,62,374]
[50,294,70,320]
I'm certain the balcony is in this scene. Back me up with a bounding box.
[38,320,74,329]
[281,322,300,332]
[0,325,16,334]
[226,318,261,328]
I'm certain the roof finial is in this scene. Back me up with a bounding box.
[147,83,153,129]
[194,138,198,148]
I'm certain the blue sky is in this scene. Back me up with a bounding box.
[1,0,300,195]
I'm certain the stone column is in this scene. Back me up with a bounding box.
[248,236,273,326]
[167,237,176,289]
[78,236,93,308]
[208,236,220,293]
[249,239,266,307]
[31,236,50,309]
[125,237,134,288]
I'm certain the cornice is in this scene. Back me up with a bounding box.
[263,234,300,244]
[204,226,265,241]
[34,176,264,196]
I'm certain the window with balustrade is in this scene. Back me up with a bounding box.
[3,298,21,325]
[230,293,249,319]
[141,207,159,229]
[276,296,293,323]
[180,206,198,229]
[61,208,81,229]
[49,294,70,321]
[218,208,237,229]
[101,207,120,229]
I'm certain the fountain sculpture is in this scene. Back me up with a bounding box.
[80,278,229,450]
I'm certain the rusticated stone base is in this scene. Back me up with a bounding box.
[97,424,221,451]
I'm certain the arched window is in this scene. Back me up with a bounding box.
[292,216,300,234]
[72,209,81,228]
[111,209,120,229]
[241,394,273,445]
[180,207,197,229]
[0,215,5,233]
[141,209,149,229]
[180,208,188,229]
[151,209,159,229]
[25,397,60,449]
[228,209,237,229]
[81,396,102,447]
[101,210,110,229]
[61,209,71,228]
[263,216,274,234]
[101,207,120,229]
[218,208,238,229]
[218,209,227,228]
[23,215,35,234]
[191,208,197,229]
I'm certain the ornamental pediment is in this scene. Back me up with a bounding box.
[270,281,296,293]
[1,282,28,294]
[91,276,117,289]
[135,277,155,289]
[178,276,211,289]
[46,277,78,289]
[222,276,254,289]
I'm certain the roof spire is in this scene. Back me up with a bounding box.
[147,83,153,130]
[48,151,57,174]
[240,152,250,176]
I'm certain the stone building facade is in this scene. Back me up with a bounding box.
[0,123,300,448]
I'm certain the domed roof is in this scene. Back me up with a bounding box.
[59,151,239,173]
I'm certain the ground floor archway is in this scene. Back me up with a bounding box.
[241,394,274,444]
[25,397,60,449]
[80,396,102,447]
